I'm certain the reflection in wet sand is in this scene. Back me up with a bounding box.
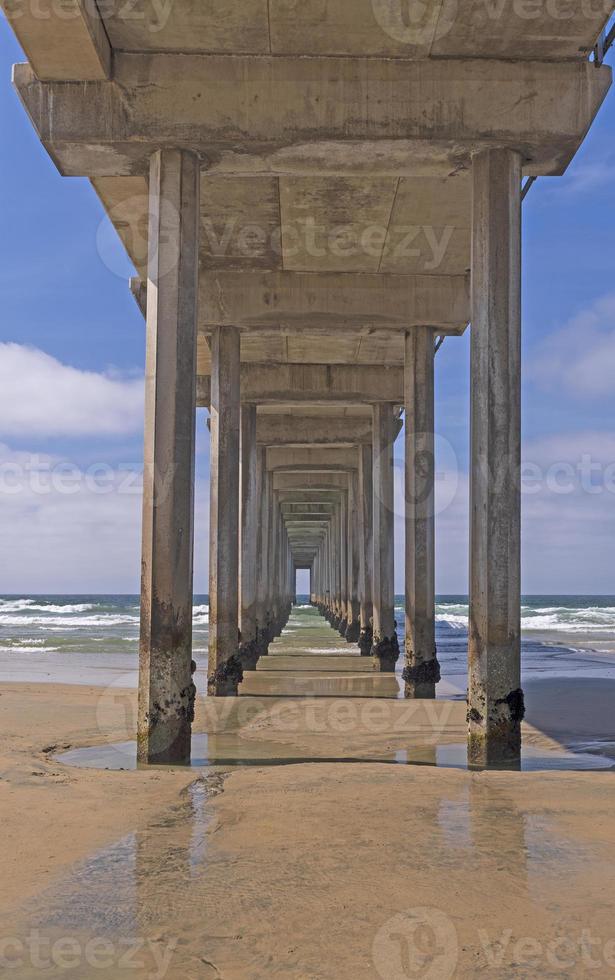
[8,765,615,979]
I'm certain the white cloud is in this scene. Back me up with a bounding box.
[528,294,615,400]
[0,343,144,437]
[392,426,615,594]
[0,443,209,593]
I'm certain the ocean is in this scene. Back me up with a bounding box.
[1,594,615,690]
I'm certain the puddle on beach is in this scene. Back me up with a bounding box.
[56,734,615,773]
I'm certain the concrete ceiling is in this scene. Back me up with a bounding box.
[3,0,612,385]
[95,1,611,61]
[94,174,471,279]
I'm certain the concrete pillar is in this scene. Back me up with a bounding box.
[468,148,523,767]
[345,469,361,643]
[138,148,199,765]
[358,443,374,656]
[334,502,342,627]
[269,490,278,632]
[271,491,283,635]
[255,447,270,653]
[403,328,440,698]
[325,524,335,622]
[207,326,242,696]
[338,491,348,635]
[371,404,399,672]
[239,403,259,669]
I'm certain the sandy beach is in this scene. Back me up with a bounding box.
[2,673,615,978]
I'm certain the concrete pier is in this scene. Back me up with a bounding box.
[5,3,612,767]
[468,149,523,767]
[403,328,439,699]
[137,149,199,765]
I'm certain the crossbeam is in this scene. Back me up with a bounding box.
[197,365,404,405]
[13,57,611,177]
[131,271,469,331]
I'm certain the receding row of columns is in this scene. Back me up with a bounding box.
[137,145,523,770]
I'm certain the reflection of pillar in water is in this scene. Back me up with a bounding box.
[467,781,529,893]
[134,784,204,938]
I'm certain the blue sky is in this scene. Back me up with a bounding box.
[0,16,614,595]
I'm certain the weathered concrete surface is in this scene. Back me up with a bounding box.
[197,365,405,406]
[14,58,611,177]
[208,327,242,696]
[132,268,468,336]
[371,404,399,672]
[255,448,272,655]
[358,443,374,656]
[274,472,351,492]
[1,0,111,80]
[138,149,199,766]
[257,416,371,447]
[345,470,361,643]
[468,148,523,767]
[198,270,470,330]
[239,404,260,670]
[6,1,611,70]
[403,328,440,699]
[267,446,358,473]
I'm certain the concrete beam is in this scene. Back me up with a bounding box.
[131,271,469,331]
[281,503,334,514]
[273,473,349,492]
[197,365,404,406]
[278,491,343,506]
[2,1,111,81]
[200,271,469,331]
[256,415,372,447]
[14,57,611,177]
[266,447,358,472]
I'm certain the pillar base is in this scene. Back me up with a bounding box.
[337,617,348,637]
[207,655,244,697]
[137,676,194,767]
[467,687,525,768]
[137,725,192,767]
[371,633,400,672]
[402,654,441,699]
[358,627,373,656]
[345,620,361,643]
[238,638,261,671]
[255,625,272,658]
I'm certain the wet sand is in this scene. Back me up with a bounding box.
[1,674,615,978]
